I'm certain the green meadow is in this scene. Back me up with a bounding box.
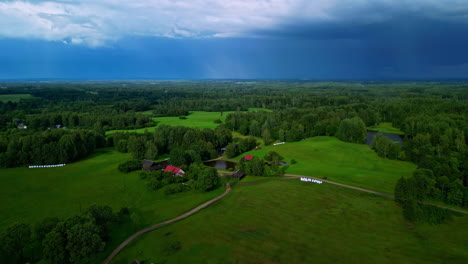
[233,136,416,194]
[0,148,223,232]
[368,122,405,135]
[0,94,34,102]
[106,108,270,135]
[111,180,468,264]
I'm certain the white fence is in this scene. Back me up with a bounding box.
[300,177,322,184]
[29,164,66,168]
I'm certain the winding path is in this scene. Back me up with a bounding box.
[102,183,231,264]
[103,172,467,264]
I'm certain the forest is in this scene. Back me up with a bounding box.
[0,80,467,263]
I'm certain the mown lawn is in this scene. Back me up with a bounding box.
[232,136,416,193]
[111,180,468,264]
[0,148,224,244]
[0,94,34,102]
[368,122,405,135]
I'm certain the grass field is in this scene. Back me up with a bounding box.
[0,94,34,102]
[233,136,416,193]
[0,148,223,237]
[368,122,405,135]
[111,180,468,264]
[106,108,270,135]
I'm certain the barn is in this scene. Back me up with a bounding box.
[141,159,169,173]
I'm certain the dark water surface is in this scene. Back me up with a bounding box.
[204,160,237,170]
[366,131,403,146]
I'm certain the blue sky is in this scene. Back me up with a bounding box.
[1,0,468,79]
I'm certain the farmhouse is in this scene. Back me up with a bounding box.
[231,169,246,180]
[164,165,185,176]
[141,159,169,173]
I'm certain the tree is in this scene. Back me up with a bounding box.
[194,167,219,192]
[144,141,158,160]
[0,223,31,262]
[169,148,186,167]
[66,222,104,264]
[336,117,367,144]
[127,136,146,159]
[250,156,265,176]
[43,229,68,264]
[35,217,60,242]
[85,205,114,240]
[262,128,272,145]
[225,143,238,158]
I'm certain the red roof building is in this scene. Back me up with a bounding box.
[243,154,253,161]
[164,165,185,176]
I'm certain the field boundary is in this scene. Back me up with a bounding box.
[102,183,231,264]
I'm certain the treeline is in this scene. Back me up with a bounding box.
[0,205,120,264]
[401,115,466,207]
[108,125,233,165]
[394,169,459,224]
[0,129,105,168]
[25,111,154,131]
[224,108,371,144]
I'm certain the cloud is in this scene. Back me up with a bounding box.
[0,0,467,47]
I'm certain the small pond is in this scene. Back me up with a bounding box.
[366,131,403,146]
[204,160,237,170]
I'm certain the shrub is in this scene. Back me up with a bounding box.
[213,119,222,124]
[291,159,297,164]
[164,184,187,195]
[118,160,141,173]
[178,116,187,120]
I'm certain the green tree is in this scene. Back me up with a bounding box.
[194,167,219,192]
[35,217,60,242]
[262,128,272,145]
[250,156,265,176]
[43,229,68,264]
[0,223,31,263]
[127,136,146,159]
[336,117,367,144]
[66,222,104,264]
[144,141,158,160]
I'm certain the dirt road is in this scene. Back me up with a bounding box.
[102,182,231,264]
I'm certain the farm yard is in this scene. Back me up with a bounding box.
[110,180,468,264]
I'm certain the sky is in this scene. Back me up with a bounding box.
[1,0,468,80]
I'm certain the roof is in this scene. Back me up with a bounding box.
[164,165,182,174]
[243,154,253,161]
[142,160,169,172]
[142,159,156,171]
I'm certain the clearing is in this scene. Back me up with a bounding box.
[368,122,405,135]
[0,94,34,102]
[233,136,416,193]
